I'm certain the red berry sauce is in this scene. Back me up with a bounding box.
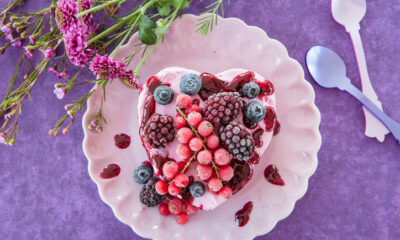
[252,128,264,148]
[227,159,253,194]
[114,133,131,149]
[100,164,121,179]
[139,97,156,138]
[248,152,260,165]
[273,120,281,136]
[146,76,171,94]
[264,107,276,132]
[258,80,274,96]
[235,201,253,227]
[198,71,255,101]
[264,164,285,186]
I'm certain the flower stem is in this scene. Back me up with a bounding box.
[76,0,126,18]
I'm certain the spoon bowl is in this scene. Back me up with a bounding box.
[331,0,366,29]
[306,46,350,90]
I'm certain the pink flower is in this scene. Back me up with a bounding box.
[56,0,79,34]
[0,132,5,144]
[59,72,69,79]
[119,69,142,89]
[89,54,126,80]
[44,48,55,59]
[12,40,21,48]
[29,36,35,44]
[90,120,97,128]
[24,46,33,59]
[0,25,11,34]
[77,0,95,33]
[53,87,66,99]
[64,21,94,67]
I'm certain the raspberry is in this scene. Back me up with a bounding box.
[174,173,189,187]
[140,178,162,207]
[168,182,182,196]
[218,165,234,181]
[176,127,193,144]
[176,211,189,225]
[196,164,212,180]
[176,93,192,108]
[198,121,214,137]
[174,116,186,129]
[208,177,223,192]
[187,104,201,114]
[143,114,175,148]
[159,203,170,216]
[155,180,168,195]
[186,203,198,213]
[162,161,179,179]
[168,198,183,214]
[203,92,243,128]
[219,121,255,161]
[197,150,212,165]
[218,186,233,199]
[187,111,202,127]
[176,144,192,160]
[206,135,219,149]
[189,137,203,151]
[214,148,230,165]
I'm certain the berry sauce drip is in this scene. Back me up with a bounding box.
[243,115,258,129]
[198,71,255,101]
[100,164,121,179]
[150,154,171,175]
[235,201,253,227]
[252,128,264,148]
[264,164,285,186]
[139,97,156,138]
[264,107,276,131]
[258,80,274,96]
[146,76,171,94]
[227,159,253,194]
[114,133,131,149]
[273,120,281,136]
[248,152,260,165]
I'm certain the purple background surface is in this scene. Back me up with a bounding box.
[1,0,399,239]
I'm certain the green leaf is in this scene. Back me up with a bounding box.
[139,15,157,45]
[157,4,171,16]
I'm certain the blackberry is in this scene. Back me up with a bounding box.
[203,92,243,128]
[143,113,175,148]
[154,85,174,105]
[140,177,163,207]
[219,121,255,161]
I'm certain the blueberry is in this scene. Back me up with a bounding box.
[180,73,202,95]
[134,165,153,184]
[154,85,174,105]
[242,82,260,98]
[189,181,205,197]
[244,101,266,123]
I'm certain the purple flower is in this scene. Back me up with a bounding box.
[29,36,35,44]
[1,25,11,35]
[90,120,97,128]
[12,40,21,48]
[24,46,33,59]
[53,87,66,99]
[119,69,142,89]
[77,0,95,33]
[59,72,69,79]
[44,48,55,59]
[64,21,94,67]
[89,54,126,80]
[56,0,79,34]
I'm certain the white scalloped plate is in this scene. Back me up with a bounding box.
[82,14,321,240]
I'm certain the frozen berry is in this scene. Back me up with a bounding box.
[196,164,212,180]
[174,173,189,187]
[189,181,205,197]
[177,127,193,144]
[176,93,192,108]
[176,211,189,225]
[218,165,234,181]
[174,116,186,129]
[242,82,260,99]
[244,101,266,123]
[140,178,162,207]
[187,104,201,114]
[218,186,233,199]
[197,150,212,165]
[180,73,202,95]
[189,137,203,152]
[154,85,174,105]
[198,121,214,137]
[206,135,219,149]
[162,161,179,179]
[168,182,182,196]
[134,165,153,184]
[208,178,223,192]
[187,111,202,127]
[214,148,230,166]
[155,180,168,195]
[159,203,170,216]
[176,144,192,160]
[168,198,183,214]
[186,203,198,213]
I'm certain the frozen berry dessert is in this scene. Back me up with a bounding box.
[135,67,278,225]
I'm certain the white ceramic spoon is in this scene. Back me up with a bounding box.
[331,0,389,142]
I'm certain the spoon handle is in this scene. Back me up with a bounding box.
[344,82,400,143]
